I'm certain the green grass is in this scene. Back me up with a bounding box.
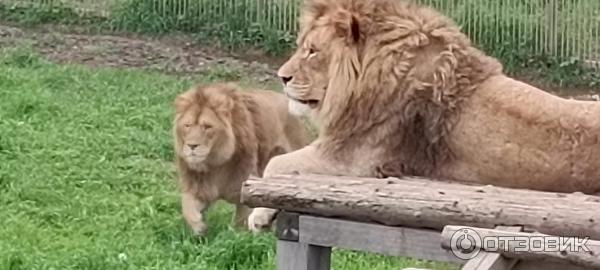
[0,48,458,270]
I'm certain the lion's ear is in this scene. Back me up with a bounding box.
[332,9,362,44]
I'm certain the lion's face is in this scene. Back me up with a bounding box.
[277,2,368,120]
[278,26,333,114]
[174,87,236,171]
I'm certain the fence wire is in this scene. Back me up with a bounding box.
[418,0,600,66]
[1,0,599,65]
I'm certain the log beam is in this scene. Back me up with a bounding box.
[241,174,600,239]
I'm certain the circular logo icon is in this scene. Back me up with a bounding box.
[450,228,482,260]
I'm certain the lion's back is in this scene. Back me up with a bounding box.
[245,89,290,116]
[243,89,311,168]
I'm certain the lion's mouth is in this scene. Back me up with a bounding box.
[287,94,319,109]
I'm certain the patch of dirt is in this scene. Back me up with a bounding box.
[0,23,279,83]
[0,23,598,101]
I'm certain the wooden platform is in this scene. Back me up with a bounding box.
[273,212,599,270]
[241,174,600,270]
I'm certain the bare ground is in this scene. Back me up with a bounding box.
[0,23,279,83]
[0,23,598,101]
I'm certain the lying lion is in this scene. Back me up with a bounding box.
[172,83,310,235]
[248,0,600,232]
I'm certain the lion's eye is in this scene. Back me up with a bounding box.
[183,124,192,128]
[308,47,318,57]
[202,123,213,130]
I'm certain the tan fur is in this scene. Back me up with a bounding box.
[248,0,600,232]
[173,83,310,235]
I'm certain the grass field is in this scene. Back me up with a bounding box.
[0,48,459,270]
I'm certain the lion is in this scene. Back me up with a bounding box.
[173,82,310,235]
[247,0,600,232]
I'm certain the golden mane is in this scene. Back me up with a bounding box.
[174,83,258,178]
[299,0,504,177]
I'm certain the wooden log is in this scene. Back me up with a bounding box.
[441,226,600,269]
[240,174,600,239]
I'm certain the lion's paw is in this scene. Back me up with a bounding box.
[247,208,277,233]
[189,221,208,237]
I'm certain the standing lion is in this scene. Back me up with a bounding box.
[173,83,309,235]
[248,0,600,232]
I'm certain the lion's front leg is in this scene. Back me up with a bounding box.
[248,144,336,233]
[181,191,209,236]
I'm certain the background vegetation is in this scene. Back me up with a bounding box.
[1,0,598,88]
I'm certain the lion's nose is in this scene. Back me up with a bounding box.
[187,144,199,150]
[280,76,293,85]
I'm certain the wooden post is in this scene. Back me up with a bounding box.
[276,212,331,270]
[276,241,331,270]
